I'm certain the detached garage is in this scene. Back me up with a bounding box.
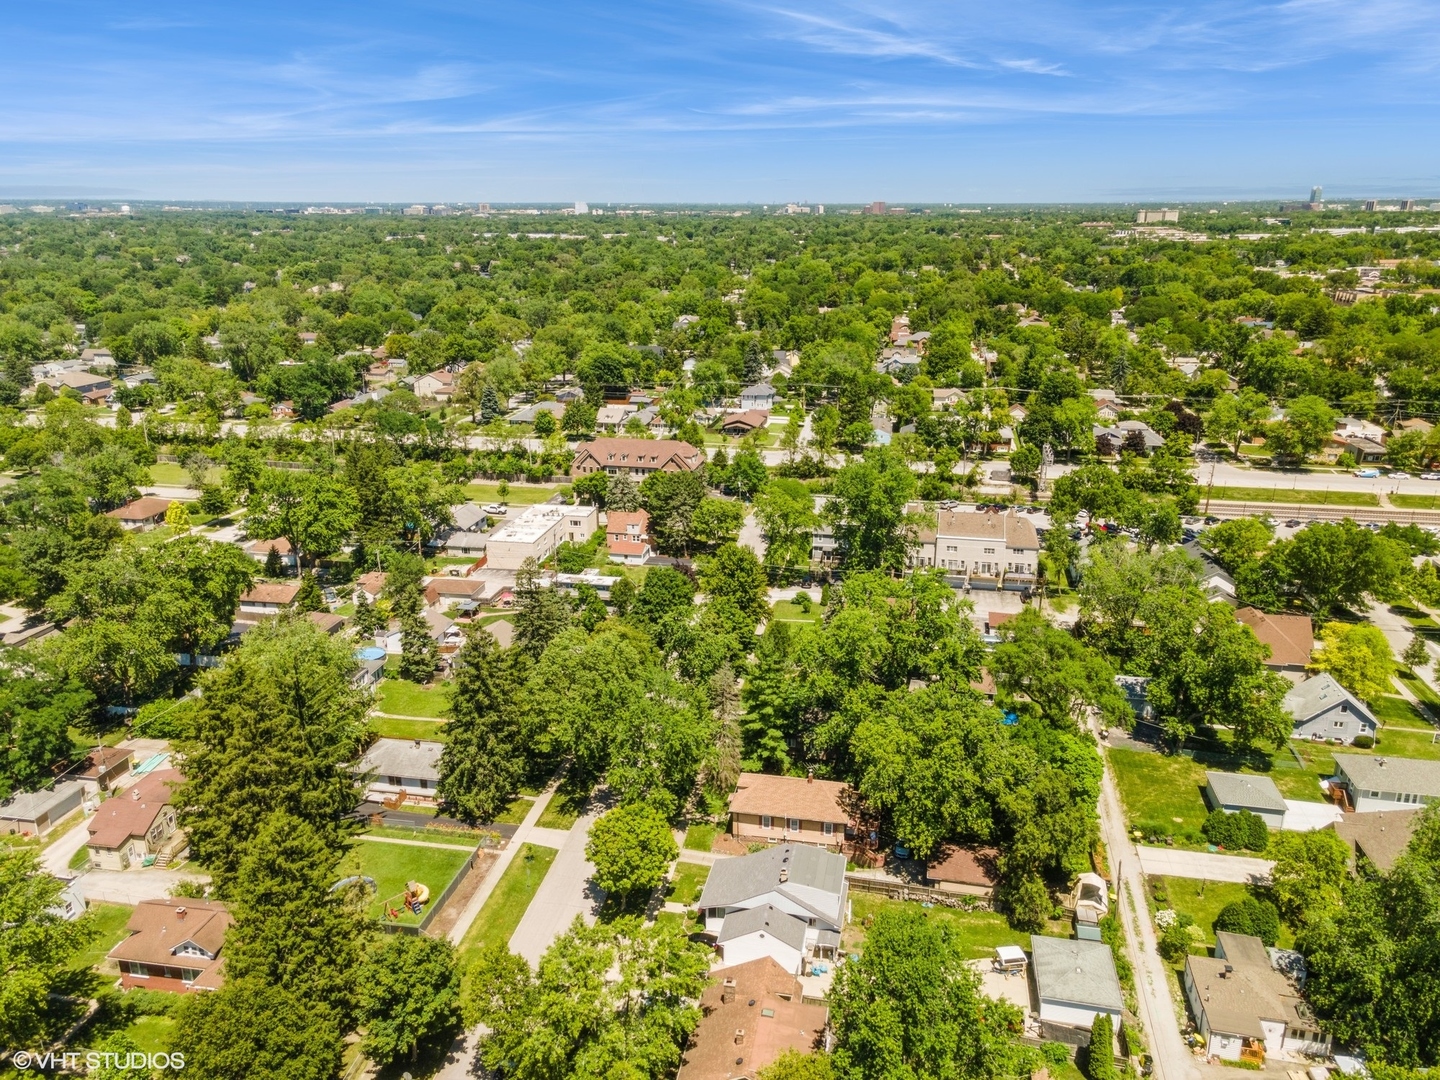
[1204,772,1287,830]
[1031,935,1124,1041]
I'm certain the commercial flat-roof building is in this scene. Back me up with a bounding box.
[484,504,598,570]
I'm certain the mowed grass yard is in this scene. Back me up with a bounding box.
[666,863,710,905]
[458,843,558,966]
[1150,876,1295,950]
[1205,485,1380,507]
[844,894,1033,960]
[339,839,473,926]
[461,482,564,505]
[375,678,452,718]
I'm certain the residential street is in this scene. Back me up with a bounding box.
[1097,733,1201,1080]
[1135,847,1274,884]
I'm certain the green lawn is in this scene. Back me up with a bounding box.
[117,1014,178,1055]
[493,796,535,826]
[771,599,822,624]
[846,894,1031,960]
[368,715,448,742]
[666,863,710,905]
[1107,748,1213,839]
[70,844,92,871]
[69,903,135,972]
[461,482,563,505]
[1396,667,1440,712]
[457,843,558,964]
[1372,695,1428,727]
[1150,877,1294,950]
[1375,726,1440,757]
[536,783,589,830]
[149,461,220,486]
[363,824,489,847]
[1205,486,1379,507]
[375,678,452,719]
[339,840,473,926]
[1391,494,1440,510]
[683,823,717,851]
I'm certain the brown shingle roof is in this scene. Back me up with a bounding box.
[677,957,827,1080]
[77,746,133,779]
[1236,608,1313,667]
[87,769,181,849]
[926,844,1000,887]
[728,772,850,824]
[107,898,231,972]
[572,437,704,473]
[1330,808,1424,872]
[240,582,302,606]
[934,510,1039,549]
[106,496,172,521]
[245,536,294,555]
[606,511,650,538]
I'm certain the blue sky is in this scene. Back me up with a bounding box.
[2,0,1438,202]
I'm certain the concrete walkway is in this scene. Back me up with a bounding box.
[354,834,477,851]
[508,793,608,966]
[1136,846,1274,884]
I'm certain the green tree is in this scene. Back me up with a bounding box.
[1010,443,1042,483]
[825,447,919,573]
[759,1051,836,1080]
[1312,621,1395,701]
[352,588,383,637]
[398,607,439,682]
[1213,896,1281,945]
[165,499,191,530]
[640,469,706,555]
[1403,634,1430,673]
[357,933,463,1067]
[585,801,678,904]
[829,905,1036,1080]
[0,848,97,1047]
[1267,828,1351,930]
[754,478,818,572]
[727,446,768,500]
[607,471,642,512]
[245,470,361,566]
[512,557,573,658]
[170,977,344,1080]
[1266,521,1409,614]
[178,620,367,892]
[1086,1013,1117,1080]
[263,544,285,577]
[699,542,769,633]
[1199,516,1274,571]
[438,627,525,824]
[0,653,93,799]
[293,571,326,613]
[989,609,1133,732]
[690,496,746,549]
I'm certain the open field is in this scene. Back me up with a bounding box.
[375,678,452,719]
[458,843,558,965]
[461,482,563,505]
[1205,486,1379,507]
[844,894,1032,960]
[339,839,473,926]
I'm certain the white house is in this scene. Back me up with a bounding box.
[696,844,847,976]
[485,504,599,570]
[1283,674,1378,744]
[379,610,462,654]
[244,537,298,571]
[237,582,301,618]
[1333,753,1440,813]
[739,382,777,410]
[1184,932,1330,1064]
[412,370,455,399]
[356,738,443,808]
[1031,935,1124,1038]
[911,510,1041,589]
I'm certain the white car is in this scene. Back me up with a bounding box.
[1422,473,1440,481]
[483,504,507,515]
[1390,471,1411,480]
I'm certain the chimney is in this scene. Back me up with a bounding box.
[721,978,736,1004]
[806,768,814,784]
[779,867,788,883]
[132,788,141,800]
[176,907,187,921]
[734,1029,745,1045]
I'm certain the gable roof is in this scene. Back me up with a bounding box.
[0,780,84,822]
[572,438,705,472]
[728,772,849,824]
[244,536,294,555]
[677,958,826,1080]
[1206,771,1287,814]
[1283,673,1372,724]
[87,769,181,849]
[606,510,649,536]
[1031,935,1124,1011]
[1236,608,1313,667]
[697,844,846,918]
[108,898,232,968]
[716,903,808,952]
[933,510,1039,549]
[1330,808,1424,872]
[926,845,1000,887]
[740,381,775,398]
[719,409,768,432]
[106,496,172,521]
[1335,753,1440,798]
[358,738,443,783]
[1186,932,1314,1039]
[239,582,302,606]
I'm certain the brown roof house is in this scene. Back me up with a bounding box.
[571,437,704,479]
[108,898,232,993]
[728,772,851,849]
[676,957,828,1080]
[925,845,1000,897]
[1236,608,1313,674]
[73,746,134,794]
[1330,808,1424,872]
[86,768,184,871]
[237,581,302,619]
[606,510,652,565]
[105,496,173,531]
[244,536,298,571]
[717,409,769,436]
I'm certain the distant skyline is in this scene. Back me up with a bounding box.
[3,1,1439,202]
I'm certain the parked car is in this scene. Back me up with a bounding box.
[1422,472,1440,481]
[1355,468,1381,478]
[1390,471,1411,479]
[483,504,507,515]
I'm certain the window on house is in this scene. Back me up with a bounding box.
[823,822,834,836]
[984,547,995,554]
[1334,720,1346,728]
[761,815,772,829]
[788,818,801,832]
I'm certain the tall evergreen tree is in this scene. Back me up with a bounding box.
[606,472,642,512]
[703,663,743,796]
[512,557,572,658]
[263,545,284,578]
[480,382,503,422]
[399,608,439,682]
[293,571,326,613]
[352,587,382,637]
[438,628,525,824]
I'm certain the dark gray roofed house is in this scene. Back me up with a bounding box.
[1031,935,1124,1037]
[1332,753,1440,813]
[1205,771,1287,829]
[1283,675,1377,745]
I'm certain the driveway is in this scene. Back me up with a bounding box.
[508,794,608,966]
[77,868,210,905]
[40,816,93,877]
[1136,846,1274,884]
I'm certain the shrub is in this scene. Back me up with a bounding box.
[1087,1013,1117,1080]
[133,696,197,740]
[1041,1043,1072,1068]
[1158,920,1193,963]
[1203,807,1269,852]
[1353,734,1374,749]
[1214,896,1280,946]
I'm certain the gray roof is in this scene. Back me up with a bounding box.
[740,382,775,397]
[1206,771,1287,814]
[0,781,84,822]
[508,400,566,424]
[697,844,846,916]
[716,903,808,952]
[1030,935,1124,1011]
[1335,753,1440,798]
[358,738,443,783]
[450,502,488,531]
[1182,541,1234,587]
[1283,673,1372,724]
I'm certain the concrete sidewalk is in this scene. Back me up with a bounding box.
[443,784,558,947]
[1136,845,1274,884]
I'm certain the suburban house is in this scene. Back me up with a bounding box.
[357,738,443,808]
[484,503,599,570]
[0,781,85,838]
[108,898,231,993]
[355,571,387,603]
[412,369,456,399]
[911,510,1041,590]
[86,768,183,871]
[1236,608,1313,674]
[570,437,705,478]
[73,746,134,794]
[1183,931,1330,1064]
[739,382,777,410]
[1331,754,1440,813]
[1283,674,1378,744]
[605,510,652,564]
[924,845,999,897]
[1330,808,1423,872]
[718,409,768,436]
[1093,420,1165,453]
[424,576,493,613]
[728,772,851,848]
[379,610,462,654]
[931,387,964,409]
[244,536,298,571]
[105,496,172,531]
[676,957,827,1080]
[595,404,637,431]
[1182,541,1236,604]
[508,400,566,425]
[696,844,848,975]
[306,611,346,635]
[1031,935,1124,1041]
[237,582,302,619]
[48,370,113,396]
[1205,771,1287,830]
